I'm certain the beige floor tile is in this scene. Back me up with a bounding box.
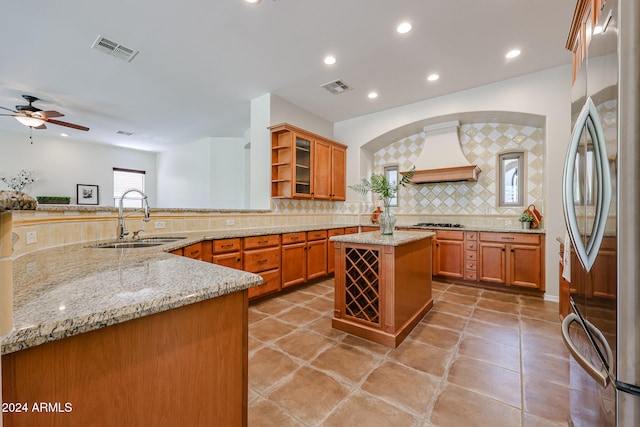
[304,295,334,313]
[340,334,391,356]
[251,298,294,316]
[311,342,381,383]
[477,298,521,314]
[323,392,419,427]
[523,375,571,424]
[408,323,461,350]
[268,366,350,426]
[447,356,522,408]
[248,308,269,324]
[430,384,522,427]
[432,300,474,317]
[520,317,562,337]
[388,339,453,377]
[480,289,521,304]
[248,347,300,392]
[437,291,478,306]
[276,305,323,325]
[520,306,563,323]
[522,350,569,386]
[472,307,520,328]
[421,310,468,331]
[465,319,521,347]
[250,317,298,343]
[524,412,569,426]
[521,333,569,358]
[446,284,484,296]
[361,361,438,414]
[307,315,348,340]
[274,329,335,361]
[248,398,301,427]
[458,335,521,371]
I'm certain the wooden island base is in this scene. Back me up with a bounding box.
[2,290,248,427]
[331,231,434,348]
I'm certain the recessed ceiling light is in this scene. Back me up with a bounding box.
[245,0,261,4]
[60,133,68,137]
[427,73,440,82]
[368,92,378,99]
[397,22,412,34]
[505,49,521,59]
[324,56,336,65]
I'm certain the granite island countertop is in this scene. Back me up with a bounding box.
[330,230,435,246]
[1,241,263,355]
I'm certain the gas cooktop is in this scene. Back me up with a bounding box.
[413,223,464,228]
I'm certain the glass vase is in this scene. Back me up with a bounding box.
[379,202,396,235]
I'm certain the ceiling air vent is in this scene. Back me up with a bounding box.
[116,130,134,136]
[321,79,352,95]
[91,35,139,62]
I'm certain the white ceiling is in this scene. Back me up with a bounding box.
[0,0,575,152]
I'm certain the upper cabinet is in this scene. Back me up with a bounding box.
[269,123,347,200]
[567,0,607,83]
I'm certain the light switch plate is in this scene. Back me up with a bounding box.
[26,231,37,245]
[154,221,166,229]
[226,219,235,226]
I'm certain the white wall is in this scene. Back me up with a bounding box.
[270,95,334,139]
[156,136,247,209]
[0,130,157,206]
[334,65,573,299]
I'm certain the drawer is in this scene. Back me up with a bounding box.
[465,231,477,241]
[282,232,306,245]
[465,240,477,251]
[248,268,281,299]
[244,247,280,273]
[183,243,202,259]
[465,269,477,281]
[213,238,241,253]
[465,250,477,261]
[360,226,378,232]
[436,230,464,240]
[344,227,359,235]
[479,232,541,245]
[328,228,345,237]
[307,230,328,241]
[465,260,477,270]
[244,234,281,250]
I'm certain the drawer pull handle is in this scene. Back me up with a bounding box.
[221,243,234,247]
[501,237,515,240]
[257,259,268,263]
[259,240,269,244]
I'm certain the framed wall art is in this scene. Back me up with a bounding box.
[77,184,99,205]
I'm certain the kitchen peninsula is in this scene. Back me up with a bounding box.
[331,231,434,348]
[1,240,263,426]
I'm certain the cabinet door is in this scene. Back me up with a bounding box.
[331,144,347,201]
[589,246,616,299]
[479,242,507,284]
[313,139,332,199]
[183,243,202,260]
[212,252,242,270]
[434,239,464,278]
[244,247,280,273]
[282,243,307,288]
[327,228,344,274]
[248,269,281,299]
[307,239,328,280]
[294,134,313,198]
[509,244,541,288]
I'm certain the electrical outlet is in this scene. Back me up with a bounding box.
[26,231,37,245]
[154,221,166,229]
[226,219,235,226]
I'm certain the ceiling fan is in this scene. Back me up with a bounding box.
[0,95,89,131]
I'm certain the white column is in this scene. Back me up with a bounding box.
[0,211,14,427]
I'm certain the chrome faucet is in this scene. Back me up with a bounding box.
[117,189,151,241]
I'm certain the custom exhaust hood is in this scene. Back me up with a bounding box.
[404,121,480,183]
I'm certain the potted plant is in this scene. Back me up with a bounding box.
[349,167,415,235]
[519,212,534,229]
[37,196,71,205]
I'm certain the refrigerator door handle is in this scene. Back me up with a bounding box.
[561,313,613,388]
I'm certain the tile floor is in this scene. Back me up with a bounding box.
[247,279,571,427]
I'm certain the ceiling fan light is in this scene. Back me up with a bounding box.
[15,116,45,128]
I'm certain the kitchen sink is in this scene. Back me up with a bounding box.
[90,241,165,249]
[89,236,187,249]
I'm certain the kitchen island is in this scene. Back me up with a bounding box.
[331,231,434,348]
[1,241,262,426]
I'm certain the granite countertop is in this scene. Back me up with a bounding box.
[330,230,435,246]
[397,224,546,234]
[1,241,263,355]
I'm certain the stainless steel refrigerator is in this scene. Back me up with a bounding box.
[561,0,640,425]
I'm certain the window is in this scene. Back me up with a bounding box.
[384,165,399,207]
[113,168,146,207]
[498,152,524,207]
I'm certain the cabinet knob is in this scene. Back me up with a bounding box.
[502,248,505,252]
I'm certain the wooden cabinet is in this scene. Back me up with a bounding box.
[360,226,379,232]
[464,231,478,281]
[182,242,203,260]
[281,232,307,288]
[307,230,327,280]
[327,228,345,274]
[567,0,607,82]
[478,232,544,290]
[244,235,281,299]
[433,230,465,279]
[212,238,242,269]
[269,123,347,200]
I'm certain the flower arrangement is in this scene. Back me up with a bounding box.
[1,169,35,192]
